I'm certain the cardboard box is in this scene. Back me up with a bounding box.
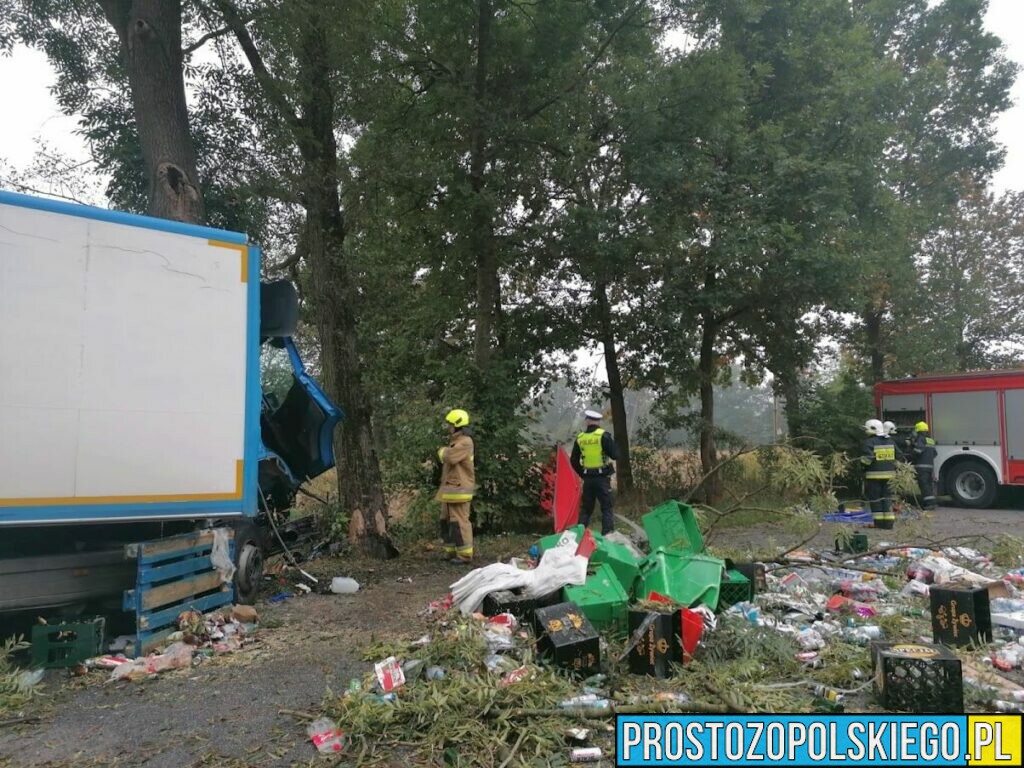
[930,583,992,647]
[627,610,681,678]
[535,602,600,676]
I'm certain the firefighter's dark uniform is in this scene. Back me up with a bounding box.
[861,434,903,529]
[570,425,619,535]
[911,431,938,511]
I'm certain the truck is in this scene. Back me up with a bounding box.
[0,189,342,613]
[875,370,1024,508]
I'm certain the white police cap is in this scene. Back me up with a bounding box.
[584,409,603,420]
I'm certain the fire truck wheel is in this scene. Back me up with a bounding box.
[947,459,997,509]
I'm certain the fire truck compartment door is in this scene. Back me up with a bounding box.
[933,391,1000,446]
[1005,389,1024,463]
[882,394,926,412]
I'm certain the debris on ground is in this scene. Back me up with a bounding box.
[310,499,1024,765]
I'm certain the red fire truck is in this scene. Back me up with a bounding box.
[875,370,1024,508]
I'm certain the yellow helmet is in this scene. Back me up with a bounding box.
[915,421,930,433]
[445,408,470,428]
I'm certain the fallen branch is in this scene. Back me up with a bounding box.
[502,702,732,718]
[683,445,758,504]
[278,708,318,721]
[0,716,40,728]
[496,730,528,768]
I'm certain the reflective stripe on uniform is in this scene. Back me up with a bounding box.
[440,492,474,502]
[865,472,895,480]
[914,465,933,470]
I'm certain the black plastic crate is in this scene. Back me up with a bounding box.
[627,609,681,678]
[31,617,105,669]
[871,642,963,714]
[535,601,600,675]
[717,569,753,609]
[483,590,536,622]
[836,532,869,554]
[930,583,992,647]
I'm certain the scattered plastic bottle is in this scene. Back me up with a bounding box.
[559,694,612,713]
[307,718,347,754]
[330,577,360,594]
[843,626,883,645]
[570,747,603,762]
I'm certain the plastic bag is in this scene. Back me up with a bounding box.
[211,527,236,584]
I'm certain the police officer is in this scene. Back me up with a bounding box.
[910,421,938,511]
[860,418,903,529]
[570,409,619,535]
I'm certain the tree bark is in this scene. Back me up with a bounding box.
[293,22,396,559]
[470,0,497,370]
[777,371,803,440]
[98,0,203,222]
[595,282,633,491]
[862,306,885,383]
[697,313,720,504]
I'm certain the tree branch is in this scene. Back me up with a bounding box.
[519,0,645,122]
[212,0,302,131]
[183,24,236,56]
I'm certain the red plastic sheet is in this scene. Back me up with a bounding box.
[553,446,581,532]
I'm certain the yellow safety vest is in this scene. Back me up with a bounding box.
[577,428,608,470]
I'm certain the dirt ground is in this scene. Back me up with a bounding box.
[1,505,1022,767]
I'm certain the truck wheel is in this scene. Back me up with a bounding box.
[233,525,265,604]
[947,460,998,509]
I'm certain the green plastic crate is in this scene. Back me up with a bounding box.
[590,539,641,597]
[638,549,723,610]
[717,569,753,610]
[31,617,105,668]
[563,563,629,632]
[642,500,704,554]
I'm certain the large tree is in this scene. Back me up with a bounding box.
[642,0,893,500]
[890,181,1024,373]
[847,0,1016,383]
[209,0,396,556]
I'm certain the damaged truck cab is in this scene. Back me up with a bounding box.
[0,189,341,611]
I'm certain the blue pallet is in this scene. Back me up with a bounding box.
[123,529,235,657]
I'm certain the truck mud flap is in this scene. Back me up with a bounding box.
[123,528,235,657]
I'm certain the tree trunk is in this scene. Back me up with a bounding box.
[295,22,395,558]
[98,0,203,222]
[777,371,803,440]
[862,306,885,383]
[595,282,633,491]
[470,0,497,370]
[697,314,719,504]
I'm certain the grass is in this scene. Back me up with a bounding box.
[0,636,37,719]
[325,617,579,767]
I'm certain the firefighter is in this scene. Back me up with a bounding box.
[860,418,902,529]
[910,421,938,511]
[570,409,620,535]
[436,408,476,563]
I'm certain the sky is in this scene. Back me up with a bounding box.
[1,1,1022,196]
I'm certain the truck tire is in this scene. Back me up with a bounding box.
[233,523,265,604]
[947,459,998,509]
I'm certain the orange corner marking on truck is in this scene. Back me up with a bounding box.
[207,239,248,282]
